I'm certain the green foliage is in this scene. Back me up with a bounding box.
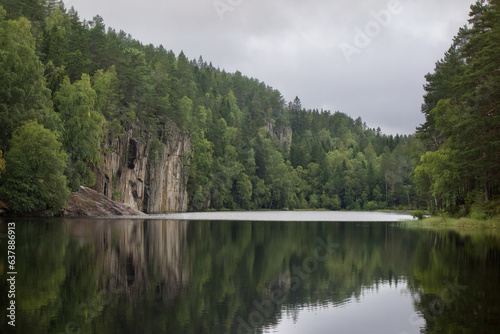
[414,148,463,211]
[416,0,500,215]
[234,172,253,209]
[92,66,121,119]
[288,102,419,210]
[55,74,105,190]
[177,95,193,129]
[0,10,61,148]
[111,190,122,202]
[0,121,69,213]
[469,193,500,220]
[321,193,342,210]
[365,201,378,211]
[413,210,425,220]
[0,1,430,212]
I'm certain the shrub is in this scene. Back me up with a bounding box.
[364,201,378,211]
[413,210,425,220]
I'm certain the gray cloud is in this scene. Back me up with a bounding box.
[65,0,475,134]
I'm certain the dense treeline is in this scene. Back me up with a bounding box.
[0,0,422,213]
[415,0,500,218]
[288,99,422,210]
[0,0,497,216]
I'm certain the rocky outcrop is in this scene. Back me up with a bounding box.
[63,186,146,216]
[265,122,293,147]
[94,123,192,213]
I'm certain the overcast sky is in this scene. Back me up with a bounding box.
[64,0,475,135]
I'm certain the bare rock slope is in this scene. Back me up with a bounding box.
[64,186,146,217]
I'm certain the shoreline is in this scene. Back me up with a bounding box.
[399,216,500,234]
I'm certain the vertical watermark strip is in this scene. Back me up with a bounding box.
[6,222,17,327]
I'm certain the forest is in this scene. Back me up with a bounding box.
[0,0,498,217]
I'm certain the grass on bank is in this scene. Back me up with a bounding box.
[401,214,500,234]
[404,197,500,231]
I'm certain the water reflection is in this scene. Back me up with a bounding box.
[0,219,499,334]
[268,281,423,334]
[64,219,190,302]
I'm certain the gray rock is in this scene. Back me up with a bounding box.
[94,123,192,213]
[63,186,147,217]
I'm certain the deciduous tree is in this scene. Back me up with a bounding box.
[0,121,69,213]
[55,74,104,190]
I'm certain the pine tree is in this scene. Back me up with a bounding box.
[88,15,107,72]
[416,0,500,209]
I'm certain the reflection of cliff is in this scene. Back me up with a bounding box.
[144,220,190,299]
[64,219,189,302]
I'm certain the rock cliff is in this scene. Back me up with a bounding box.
[265,122,293,147]
[94,123,192,213]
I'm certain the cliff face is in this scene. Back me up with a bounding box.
[94,124,192,213]
[265,122,293,147]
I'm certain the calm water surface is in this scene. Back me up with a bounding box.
[1,212,499,334]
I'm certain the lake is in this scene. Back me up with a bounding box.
[1,211,499,334]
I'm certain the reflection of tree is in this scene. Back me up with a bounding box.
[4,220,500,334]
[411,231,500,333]
[0,219,68,334]
[169,222,422,333]
[0,219,191,334]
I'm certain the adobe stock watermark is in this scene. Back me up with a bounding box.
[233,236,341,334]
[401,278,467,334]
[340,0,410,63]
[213,0,244,21]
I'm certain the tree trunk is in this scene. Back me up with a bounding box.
[484,181,490,202]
